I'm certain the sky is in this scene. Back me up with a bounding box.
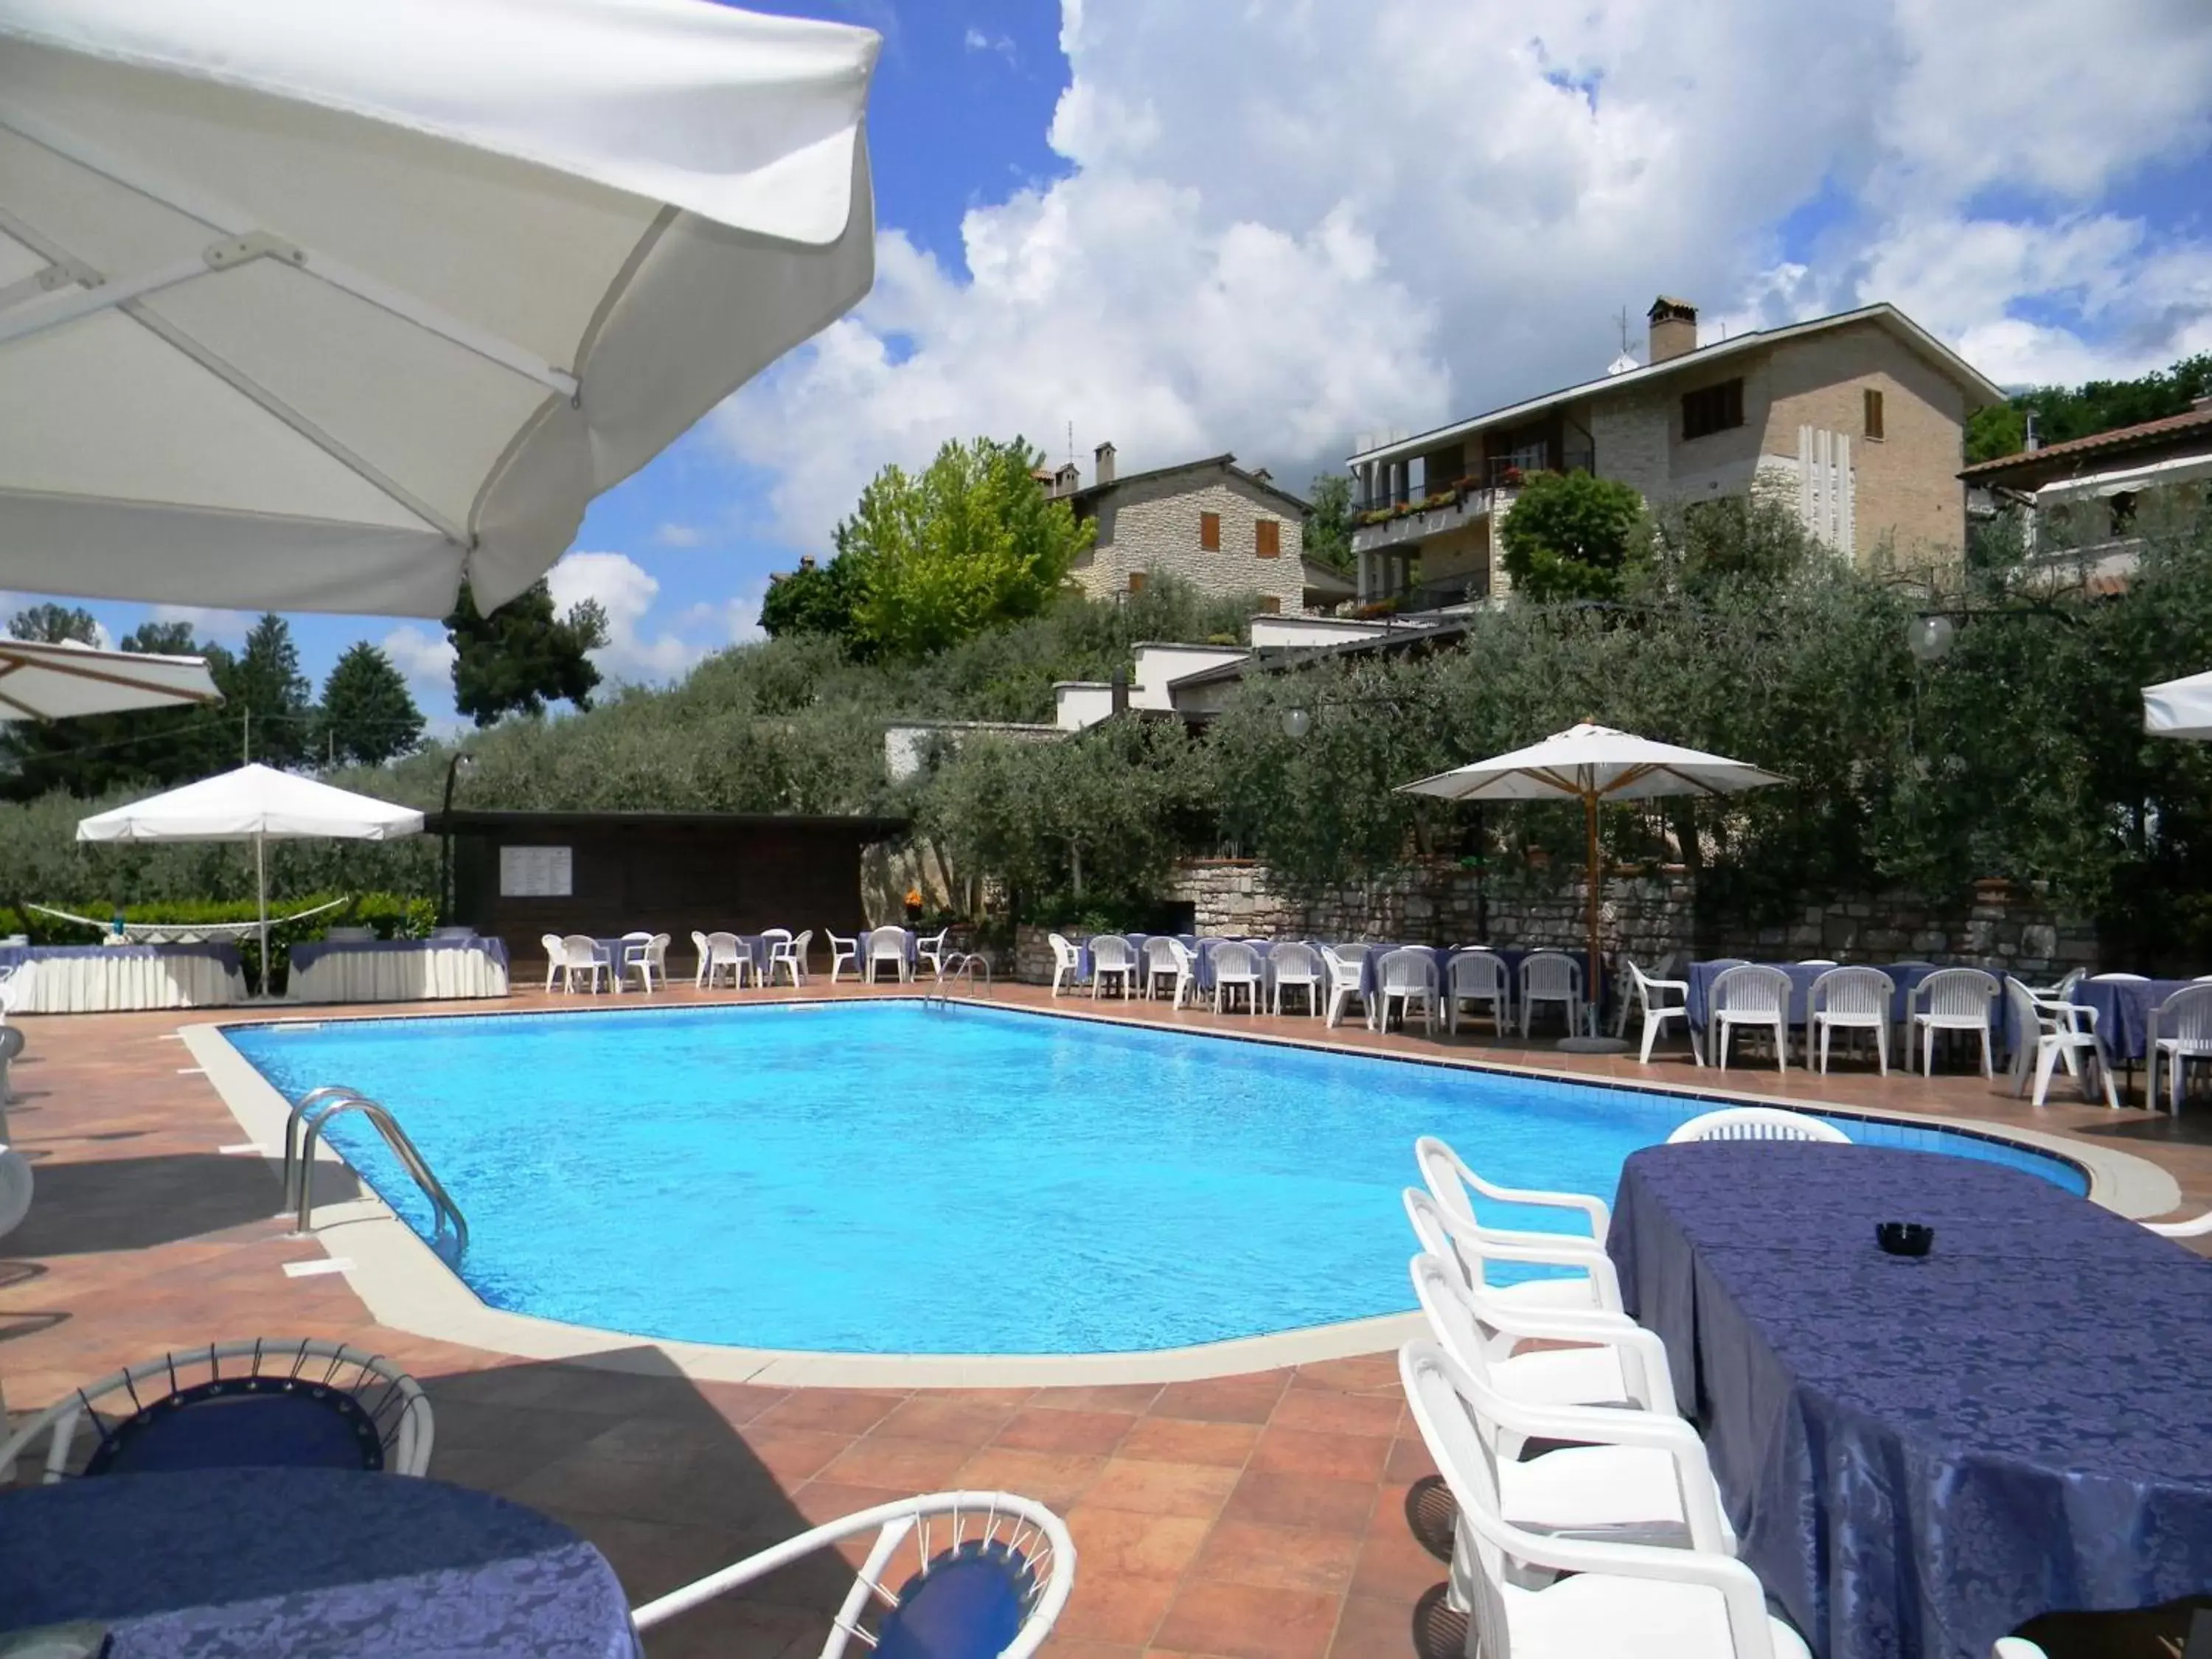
[10,0,2212,731]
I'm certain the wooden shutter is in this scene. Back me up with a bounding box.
[1127,571,1146,593]
[1863,387,1885,440]
[1200,511,1221,551]
[1257,595,1281,613]
[1255,518,1280,558]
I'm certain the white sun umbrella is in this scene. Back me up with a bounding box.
[1399,723,1788,1048]
[0,0,878,616]
[0,637,219,720]
[77,764,423,992]
[2144,670,2212,740]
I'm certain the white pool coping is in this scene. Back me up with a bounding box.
[181,997,2183,1388]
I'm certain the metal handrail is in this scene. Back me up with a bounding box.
[283,1085,369,1206]
[927,953,993,1007]
[293,1096,468,1254]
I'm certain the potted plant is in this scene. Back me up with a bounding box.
[1500,465,1524,487]
[903,886,925,924]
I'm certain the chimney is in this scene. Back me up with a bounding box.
[798,554,816,571]
[2193,394,2212,413]
[2024,411,2041,453]
[1646,296,1699,364]
[1250,467,1272,484]
[1093,440,1116,486]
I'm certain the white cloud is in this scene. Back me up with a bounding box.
[546,551,715,686]
[653,522,705,547]
[713,0,2212,547]
[149,605,254,647]
[380,624,456,698]
[964,27,1016,62]
[681,577,773,649]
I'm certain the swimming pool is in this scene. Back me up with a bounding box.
[226,1002,2087,1356]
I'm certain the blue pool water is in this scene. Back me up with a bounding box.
[226,1003,2087,1355]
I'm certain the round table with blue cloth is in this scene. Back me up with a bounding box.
[2069,977,2199,1063]
[1606,1141,2212,1659]
[0,1467,641,1658]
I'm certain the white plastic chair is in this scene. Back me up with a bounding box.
[1708,964,1792,1071]
[768,929,813,987]
[2025,967,2086,999]
[2143,1208,2212,1239]
[1268,941,1323,1018]
[915,929,950,979]
[2149,982,2212,1116]
[1415,1135,1622,1316]
[1622,959,1691,1064]
[2003,976,2115,1109]
[622,933,669,992]
[1210,941,1264,1015]
[1666,1107,1850,1145]
[1410,1255,1728,1554]
[0,1145,32,1243]
[1795,958,1838,967]
[865,926,911,984]
[1321,945,1368,1028]
[1418,1134,1610,1246]
[1400,1340,1810,1659]
[689,931,712,988]
[700,931,749,989]
[1088,935,1138,1000]
[631,1490,1076,1659]
[0,1340,434,1482]
[825,931,860,984]
[1405,1188,1671,1405]
[1807,966,1895,1075]
[1519,950,1583,1038]
[1991,1643,2048,1659]
[1447,949,1512,1037]
[1047,932,1080,997]
[557,933,608,993]
[1911,967,1999,1077]
[1138,936,1193,1007]
[540,932,567,992]
[1374,947,1440,1034]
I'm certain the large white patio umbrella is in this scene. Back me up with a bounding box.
[0,638,219,720]
[1399,723,1788,1049]
[2143,670,2212,740]
[0,0,878,616]
[77,764,423,990]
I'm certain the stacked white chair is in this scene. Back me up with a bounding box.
[1621,958,1691,1063]
[1047,932,1081,996]
[865,926,911,984]
[703,931,750,989]
[767,930,813,987]
[1088,935,1138,1000]
[1666,1107,1849,1145]
[1807,966,1895,1075]
[2003,976,2115,1109]
[1910,967,2000,1077]
[1268,941,1324,1018]
[1210,942,1265,1015]
[825,931,860,984]
[1446,949,1511,1037]
[2149,982,2212,1116]
[1321,945,1368,1028]
[1415,1135,1621,1316]
[1519,950,1583,1038]
[1139,936,1184,1004]
[1708,964,1792,1071]
[1399,1340,1809,1659]
[1375,947,1441,1034]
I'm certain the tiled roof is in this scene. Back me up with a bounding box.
[1960,403,2212,479]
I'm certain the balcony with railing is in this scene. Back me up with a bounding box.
[1348,442,1596,556]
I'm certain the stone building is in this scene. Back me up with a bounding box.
[1059,444,1339,615]
[1346,296,2006,608]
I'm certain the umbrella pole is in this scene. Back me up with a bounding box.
[1557,790,1628,1052]
[256,832,270,1002]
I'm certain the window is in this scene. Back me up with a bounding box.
[1680,378,1744,440]
[1255,518,1281,558]
[1127,571,1147,593]
[1257,596,1281,614]
[1863,387,1885,441]
[1199,510,1221,551]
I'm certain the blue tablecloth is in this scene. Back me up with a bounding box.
[0,942,241,970]
[2070,978,2200,1062]
[1608,1142,2212,1659]
[1685,961,1953,1032]
[0,1468,641,1658]
[290,936,509,974]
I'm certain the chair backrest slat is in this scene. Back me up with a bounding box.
[1712,962,1790,1014]
[1667,1106,1851,1144]
[1810,965,1893,1018]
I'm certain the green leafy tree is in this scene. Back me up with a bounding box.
[8,603,100,645]
[1498,470,1647,602]
[445,580,608,726]
[220,613,313,767]
[317,643,424,767]
[838,437,1091,657]
[759,557,859,642]
[1966,351,2212,463]
[1304,473,1355,574]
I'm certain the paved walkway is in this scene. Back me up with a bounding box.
[2,976,2206,1658]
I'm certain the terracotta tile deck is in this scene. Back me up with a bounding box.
[2,977,2208,1658]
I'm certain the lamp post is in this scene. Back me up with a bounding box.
[1281,706,1310,740]
[1906,613,1956,664]
[437,753,475,927]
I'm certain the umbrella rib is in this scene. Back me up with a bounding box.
[120,302,470,547]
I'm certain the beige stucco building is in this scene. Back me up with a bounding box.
[1346,297,2006,607]
[1057,446,1346,615]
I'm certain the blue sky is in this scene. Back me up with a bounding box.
[11,0,2211,731]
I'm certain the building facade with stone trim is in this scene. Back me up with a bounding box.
[1061,446,1315,614]
[1346,298,2006,608]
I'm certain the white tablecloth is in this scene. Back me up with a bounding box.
[286,943,510,1004]
[7,952,244,1013]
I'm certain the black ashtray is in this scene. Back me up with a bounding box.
[1875,1221,1934,1257]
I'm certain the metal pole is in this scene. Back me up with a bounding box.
[255,831,270,1001]
[437,753,468,927]
[1585,794,1601,1037]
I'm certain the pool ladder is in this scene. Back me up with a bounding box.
[925,953,993,1009]
[284,1085,469,1256]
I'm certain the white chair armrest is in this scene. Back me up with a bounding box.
[1477,1243,1625,1310]
[1492,1397,1729,1552]
[1484,1312,1678,1416]
[1466,1182,1611,1239]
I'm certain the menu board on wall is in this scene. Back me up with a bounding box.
[498,846,573,898]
